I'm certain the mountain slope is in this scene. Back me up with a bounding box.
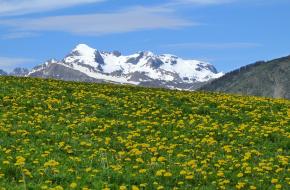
[0,69,7,76]
[10,67,29,76]
[200,55,290,99]
[29,61,103,82]
[27,44,223,90]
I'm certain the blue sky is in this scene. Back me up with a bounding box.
[0,0,289,72]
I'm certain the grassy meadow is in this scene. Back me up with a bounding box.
[0,76,289,190]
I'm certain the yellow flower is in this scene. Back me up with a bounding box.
[177,181,184,185]
[139,169,146,174]
[275,184,282,189]
[151,157,157,162]
[136,158,144,163]
[271,178,278,184]
[222,145,232,153]
[217,171,224,177]
[70,182,77,189]
[44,160,59,167]
[185,175,193,180]
[157,156,166,162]
[131,185,139,190]
[140,183,147,187]
[156,170,164,176]
[237,173,243,178]
[164,172,172,177]
[235,182,245,189]
[3,160,9,165]
[180,170,187,175]
[250,186,256,190]
[23,169,32,178]
[118,151,126,156]
[54,186,64,190]
[41,185,48,189]
[119,185,127,190]
[157,186,164,190]
[15,156,26,167]
[85,167,92,172]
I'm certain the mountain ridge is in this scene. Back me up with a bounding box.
[200,55,290,99]
[26,44,223,90]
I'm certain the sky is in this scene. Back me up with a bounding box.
[0,0,290,72]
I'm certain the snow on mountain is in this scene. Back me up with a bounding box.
[28,44,223,90]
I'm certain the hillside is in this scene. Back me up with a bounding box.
[200,55,290,99]
[0,76,289,189]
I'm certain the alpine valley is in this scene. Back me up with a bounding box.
[24,44,223,90]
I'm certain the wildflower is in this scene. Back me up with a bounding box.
[140,183,147,187]
[41,185,48,189]
[237,173,243,178]
[236,182,245,189]
[54,186,64,190]
[44,160,59,167]
[157,156,166,162]
[70,182,77,189]
[217,171,224,177]
[275,184,282,189]
[85,167,92,172]
[136,158,144,163]
[164,172,172,177]
[139,169,146,174]
[177,181,184,185]
[131,185,139,190]
[119,186,127,190]
[157,186,164,190]
[156,170,164,176]
[180,170,187,175]
[185,175,194,180]
[15,156,25,167]
[2,160,9,165]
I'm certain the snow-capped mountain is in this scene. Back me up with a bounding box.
[28,44,223,90]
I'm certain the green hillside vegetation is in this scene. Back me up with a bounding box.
[200,55,290,99]
[0,76,289,190]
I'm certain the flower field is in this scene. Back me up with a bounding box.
[0,76,289,190]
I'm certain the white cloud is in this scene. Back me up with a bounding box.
[0,0,105,16]
[0,57,34,72]
[1,32,38,39]
[0,7,195,36]
[163,42,262,49]
[173,0,235,5]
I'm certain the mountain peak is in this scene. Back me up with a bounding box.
[73,44,96,56]
[137,51,154,57]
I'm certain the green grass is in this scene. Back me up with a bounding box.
[0,76,289,190]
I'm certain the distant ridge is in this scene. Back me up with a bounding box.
[26,44,223,90]
[200,55,290,99]
[0,69,7,76]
